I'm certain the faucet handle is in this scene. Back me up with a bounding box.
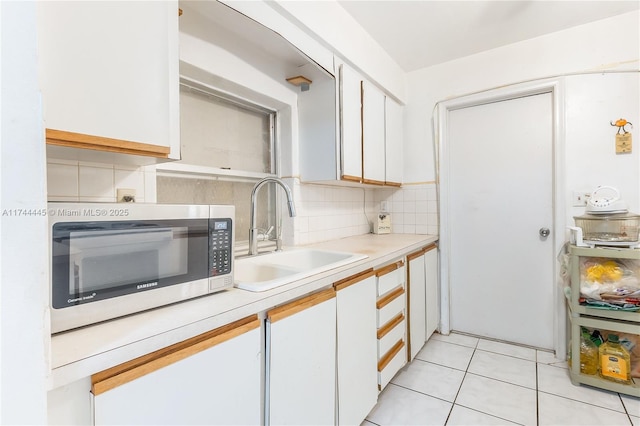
[265,226,275,240]
[256,226,275,241]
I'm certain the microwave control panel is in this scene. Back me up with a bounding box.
[209,218,232,276]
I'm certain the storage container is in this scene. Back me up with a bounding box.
[573,212,640,243]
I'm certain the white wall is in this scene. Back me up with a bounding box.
[264,0,407,103]
[405,10,640,184]
[0,1,49,423]
[564,72,640,220]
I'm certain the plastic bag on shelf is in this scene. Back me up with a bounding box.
[579,257,640,305]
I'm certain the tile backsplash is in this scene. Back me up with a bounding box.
[47,159,156,203]
[47,160,439,244]
[291,179,439,246]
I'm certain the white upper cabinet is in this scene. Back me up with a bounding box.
[385,97,404,186]
[339,63,364,183]
[37,1,180,164]
[362,80,386,185]
[305,59,402,187]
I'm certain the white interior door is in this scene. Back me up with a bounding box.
[448,92,554,349]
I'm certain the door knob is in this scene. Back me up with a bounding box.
[539,228,550,238]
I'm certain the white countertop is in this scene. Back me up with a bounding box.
[49,233,437,389]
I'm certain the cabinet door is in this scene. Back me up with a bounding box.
[335,271,378,425]
[385,97,403,186]
[92,316,261,425]
[267,289,336,425]
[407,250,427,360]
[362,80,386,185]
[425,245,439,339]
[37,1,179,161]
[339,63,363,182]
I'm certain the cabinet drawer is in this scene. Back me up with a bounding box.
[377,287,405,327]
[378,340,406,390]
[377,314,405,357]
[377,262,405,297]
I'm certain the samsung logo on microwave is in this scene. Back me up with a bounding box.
[137,282,159,290]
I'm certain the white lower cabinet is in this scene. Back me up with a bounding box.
[91,316,262,425]
[375,260,407,391]
[407,247,427,361]
[335,270,378,425]
[267,289,337,425]
[425,244,440,339]
[407,244,440,361]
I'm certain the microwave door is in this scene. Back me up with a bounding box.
[69,228,180,295]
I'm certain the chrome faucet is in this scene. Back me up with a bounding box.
[249,177,296,256]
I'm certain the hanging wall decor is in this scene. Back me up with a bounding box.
[611,118,633,154]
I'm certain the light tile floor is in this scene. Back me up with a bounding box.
[364,332,640,426]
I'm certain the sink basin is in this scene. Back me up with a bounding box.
[234,248,368,292]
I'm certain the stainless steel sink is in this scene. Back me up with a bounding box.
[234,248,368,292]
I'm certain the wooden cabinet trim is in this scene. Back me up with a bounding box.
[377,339,404,372]
[46,129,170,158]
[362,178,385,186]
[360,80,365,181]
[341,175,362,183]
[376,286,405,309]
[424,243,438,253]
[267,288,336,323]
[406,249,426,262]
[377,313,404,339]
[91,315,260,396]
[384,181,402,187]
[375,260,404,277]
[333,268,375,291]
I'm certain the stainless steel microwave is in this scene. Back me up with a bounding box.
[49,203,234,333]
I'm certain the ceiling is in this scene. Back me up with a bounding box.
[337,0,640,72]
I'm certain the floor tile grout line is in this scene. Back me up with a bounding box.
[464,370,537,391]
[413,357,470,374]
[536,388,634,416]
[381,336,637,426]
[443,344,478,425]
[429,336,479,351]
[474,348,537,363]
[452,403,528,426]
[386,382,457,407]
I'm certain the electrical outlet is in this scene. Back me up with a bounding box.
[117,188,136,203]
[572,191,590,207]
[380,201,388,212]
